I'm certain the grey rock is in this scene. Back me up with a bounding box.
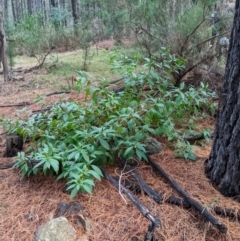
[144,138,163,155]
[35,217,76,241]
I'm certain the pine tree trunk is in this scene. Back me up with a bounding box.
[205,0,240,198]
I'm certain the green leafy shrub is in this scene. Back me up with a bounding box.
[3,51,216,197]
[12,14,55,65]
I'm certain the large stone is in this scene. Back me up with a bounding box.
[144,138,163,155]
[35,217,76,241]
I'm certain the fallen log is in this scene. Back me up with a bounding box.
[100,167,160,228]
[146,154,228,233]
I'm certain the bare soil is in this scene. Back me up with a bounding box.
[1,62,240,241]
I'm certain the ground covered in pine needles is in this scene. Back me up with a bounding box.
[1,76,240,241]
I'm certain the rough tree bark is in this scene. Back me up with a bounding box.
[205,0,240,198]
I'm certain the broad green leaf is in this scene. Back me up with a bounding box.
[188,153,197,161]
[81,150,90,162]
[50,159,59,173]
[67,151,77,161]
[57,172,66,180]
[135,132,143,142]
[33,160,45,169]
[32,167,38,175]
[127,119,135,131]
[75,152,80,161]
[43,161,51,170]
[91,165,103,177]
[70,186,79,199]
[83,179,94,186]
[124,146,133,157]
[69,172,80,179]
[66,184,77,191]
[136,149,147,161]
[99,138,110,150]
[87,170,101,181]
[82,184,92,194]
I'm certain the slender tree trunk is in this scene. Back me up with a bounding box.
[27,0,32,14]
[71,0,79,36]
[205,0,240,198]
[11,0,16,23]
[0,3,9,82]
[51,0,57,7]
[71,0,78,24]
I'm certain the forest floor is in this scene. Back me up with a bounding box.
[1,47,240,241]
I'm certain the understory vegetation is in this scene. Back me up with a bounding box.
[5,0,233,76]
[2,51,216,198]
[1,0,231,197]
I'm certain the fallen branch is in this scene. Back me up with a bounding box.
[165,195,190,208]
[0,131,7,136]
[31,107,51,113]
[214,206,240,220]
[0,162,16,169]
[113,86,125,93]
[44,91,71,97]
[165,194,240,221]
[146,154,227,233]
[114,174,190,207]
[182,132,214,141]
[182,133,205,141]
[118,156,163,204]
[0,102,31,108]
[144,223,156,241]
[4,66,38,74]
[116,173,240,222]
[109,77,124,85]
[100,167,160,228]
[22,65,40,74]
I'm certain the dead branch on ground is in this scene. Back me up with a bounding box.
[146,154,228,233]
[0,162,16,169]
[0,102,31,108]
[44,91,71,97]
[100,167,161,228]
[118,156,163,204]
[182,132,214,141]
[109,77,124,85]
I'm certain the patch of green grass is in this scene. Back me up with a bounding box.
[13,48,126,91]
